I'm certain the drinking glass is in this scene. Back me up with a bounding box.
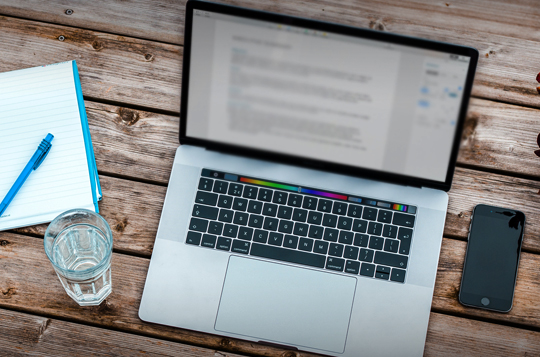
[44,209,113,306]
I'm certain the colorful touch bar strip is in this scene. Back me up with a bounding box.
[393,204,407,212]
[240,177,298,192]
[300,188,347,200]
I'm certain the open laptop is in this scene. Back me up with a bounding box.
[139,1,478,355]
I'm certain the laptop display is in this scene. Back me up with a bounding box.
[184,9,474,185]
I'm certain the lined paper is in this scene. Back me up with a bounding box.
[0,61,96,230]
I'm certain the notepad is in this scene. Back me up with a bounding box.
[0,61,101,231]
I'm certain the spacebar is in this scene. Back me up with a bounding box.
[250,243,326,269]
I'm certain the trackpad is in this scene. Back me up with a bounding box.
[215,256,357,353]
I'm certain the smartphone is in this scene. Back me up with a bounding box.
[459,204,525,312]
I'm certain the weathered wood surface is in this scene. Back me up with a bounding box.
[1,232,540,356]
[0,308,246,357]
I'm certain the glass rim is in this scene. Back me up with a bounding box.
[44,208,113,275]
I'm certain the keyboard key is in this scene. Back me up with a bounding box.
[347,204,363,218]
[248,215,264,228]
[257,188,273,202]
[360,263,375,277]
[212,180,228,194]
[382,224,398,238]
[362,207,378,221]
[308,225,324,239]
[374,251,408,269]
[195,191,218,206]
[375,272,390,280]
[329,243,344,257]
[332,202,348,215]
[278,220,294,234]
[223,224,238,238]
[390,268,406,283]
[268,232,284,246]
[247,200,262,214]
[299,238,314,252]
[238,227,253,241]
[318,199,332,212]
[384,239,399,253]
[277,206,293,219]
[293,222,309,236]
[231,240,250,254]
[208,221,223,235]
[376,265,391,274]
[242,185,258,199]
[377,210,393,223]
[201,234,217,248]
[322,214,338,227]
[198,178,213,191]
[344,246,359,260]
[323,228,339,242]
[369,236,384,250]
[307,211,323,225]
[393,213,415,228]
[397,227,413,255]
[232,197,248,211]
[292,208,308,222]
[263,217,279,231]
[228,184,243,197]
[189,218,208,232]
[233,212,248,225]
[353,233,369,247]
[250,243,326,269]
[263,203,278,217]
[338,231,354,245]
[326,257,345,272]
[287,194,302,207]
[352,219,368,233]
[313,240,329,254]
[359,248,374,262]
[337,216,353,230]
[216,236,232,251]
[273,191,288,204]
[192,204,218,220]
[253,229,268,243]
[345,260,360,274]
[283,235,299,249]
[303,197,318,210]
[218,209,234,223]
[186,231,202,245]
[218,195,233,209]
[368,222,383,236]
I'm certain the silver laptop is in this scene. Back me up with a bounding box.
[139,1,478,355]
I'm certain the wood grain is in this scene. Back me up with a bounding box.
[1,1,540,109]
[1,233,540,356]
[0,15,182,113]
[0,308,246,357]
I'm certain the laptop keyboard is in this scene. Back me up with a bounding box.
[186,169,416,283]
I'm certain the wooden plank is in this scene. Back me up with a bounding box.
[0,308,246,356]
[2,1,540,109]
[0,15,182,113]
[1,233,540,355]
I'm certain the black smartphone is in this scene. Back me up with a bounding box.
[459,204,525,312]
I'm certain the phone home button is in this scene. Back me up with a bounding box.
[481,297,490,306]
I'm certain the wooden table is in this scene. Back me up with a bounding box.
[1,1,540,355]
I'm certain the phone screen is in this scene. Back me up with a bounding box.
[459,204,525,312]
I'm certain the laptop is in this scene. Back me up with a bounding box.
[139,1,478,355]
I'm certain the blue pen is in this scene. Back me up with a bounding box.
[0,134,54,216]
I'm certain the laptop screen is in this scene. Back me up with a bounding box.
[184,7,475,186]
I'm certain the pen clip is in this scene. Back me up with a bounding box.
[33,136,53,170]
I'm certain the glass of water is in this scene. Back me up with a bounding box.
[44,209,113,306]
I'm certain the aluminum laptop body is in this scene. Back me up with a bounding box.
[139,1,478,356]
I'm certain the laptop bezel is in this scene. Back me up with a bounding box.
[179,0,479,192]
